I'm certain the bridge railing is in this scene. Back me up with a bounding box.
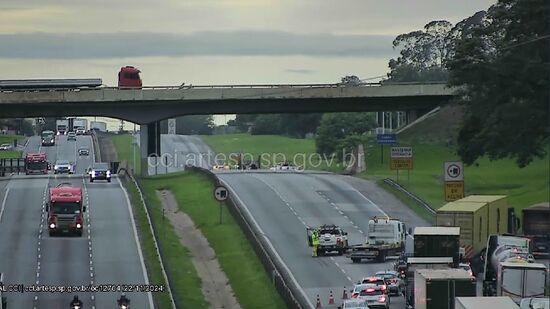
[0,81,448,92]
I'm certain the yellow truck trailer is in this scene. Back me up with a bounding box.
[436,195,509,274]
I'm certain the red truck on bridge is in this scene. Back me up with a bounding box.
[118,66,142,89]
[48,184,86,237]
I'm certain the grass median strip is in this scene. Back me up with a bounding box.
[142,172,287,309]
[113,135,207,308]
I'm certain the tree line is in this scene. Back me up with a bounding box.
[228,0,549,167]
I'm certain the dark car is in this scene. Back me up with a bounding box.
[89,162,111,183]
[78,148,90,156]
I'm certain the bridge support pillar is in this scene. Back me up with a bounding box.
[140,121,161,177]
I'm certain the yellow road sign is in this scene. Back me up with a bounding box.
[390,158,413,170]
[445,181,465,201]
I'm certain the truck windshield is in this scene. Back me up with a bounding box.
[51,202,81,214]
[26,161,47,170]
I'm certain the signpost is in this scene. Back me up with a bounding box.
[376,133,397,164]
[390,147,413,183]
[214,185,229,223]
[444,161,464,201]
[167,118,176,135]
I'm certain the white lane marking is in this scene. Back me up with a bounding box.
[83,172,97,307]
[347,187,387,216]
[220,178,316,309]
[34,187,48,307]
[117,178,155,309]
[0,187,10,222]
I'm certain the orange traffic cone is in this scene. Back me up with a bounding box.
[328,291,335,305]
[316,294,322,308]
[342,287,348,299]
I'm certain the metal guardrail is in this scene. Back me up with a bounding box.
[122,169,178,309]
[188,166,308,309]
[383,178,436,215]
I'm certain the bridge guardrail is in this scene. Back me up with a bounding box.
[0,81,448,92]
[188,166,309,309]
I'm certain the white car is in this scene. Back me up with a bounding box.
[520,298,549,309]
[339,299,369,309]
[354,285,389,309]
[459,263,474,277]
[270,162,298,171]
[53,160,74,174]
[0,143,12,150]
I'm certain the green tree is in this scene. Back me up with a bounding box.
[448,0,549,167]
[315,113,376,159]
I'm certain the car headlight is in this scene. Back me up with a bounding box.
[50,139,54,142]
[76,223,82,229]
[54,165,59,170]
[49,223,56,229]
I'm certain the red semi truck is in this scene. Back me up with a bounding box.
[24,153,49,175]
[48,184,86,237]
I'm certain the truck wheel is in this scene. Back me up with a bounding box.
[90,178,93,183]
[338,249,344,256]
[49,231,55,237]
[351,258,361,263]
[76,231,83,237]
[107,178,111,183]
[377,252,386,263]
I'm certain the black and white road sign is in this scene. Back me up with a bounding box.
[444,161,464,181]
[214,186,229,201]
[168,118,176,135]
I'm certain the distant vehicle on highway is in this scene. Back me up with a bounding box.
[75,129,86,135]
[67,131,77,141]
[0,143,12,150]
[375,270,404,296]
[118,66,142,89]
[78,148,90,156]
[270,162,296,171]
[41,130,55,146]
[53,160,74,174]
[354,285,389,309]
[88,162,111,182]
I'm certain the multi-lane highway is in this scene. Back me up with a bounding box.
[0,134,153,308]
[158,134,429,308]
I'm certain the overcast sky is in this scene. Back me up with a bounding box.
[1,0,495,126]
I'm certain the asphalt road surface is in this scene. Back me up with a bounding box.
[0,134,153,309]
[157,134,429,308]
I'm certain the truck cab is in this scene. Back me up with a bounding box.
[48,184,86,237]
[348,217,406,263]
[25,153,49,175]
[118,66,142,89]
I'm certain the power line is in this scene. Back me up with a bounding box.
[499,34,550,51]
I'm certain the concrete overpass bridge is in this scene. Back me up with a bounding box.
[0,82,455,175]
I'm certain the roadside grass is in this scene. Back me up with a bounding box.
[112,134,141,175]
[360,138,549,212]
[202,130,548,214]
[201,133,344,172]
[142,171,287,309]
[0,150,22,159]
[0,135,24,158]
[113,135,205,308]
[123,180,180,308]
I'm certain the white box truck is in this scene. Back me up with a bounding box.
[497,262,548,304]
[455,297,519,309]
